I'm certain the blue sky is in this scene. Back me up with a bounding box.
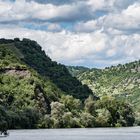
[0,0,140,68]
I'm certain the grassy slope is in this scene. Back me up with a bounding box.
[13,39,93,100]
[0,43,63,113]
[0,39,137,128]
[0,39,93,121]
[68,61,140,110]
[0,41,95,129]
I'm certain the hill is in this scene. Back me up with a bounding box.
[0,38,93,100]
[67,61,140,123]
[67,66,90,77]
[0,38,136,129]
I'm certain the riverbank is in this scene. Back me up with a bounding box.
[1,127,140,140]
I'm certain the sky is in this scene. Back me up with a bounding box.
[0,0,140,68]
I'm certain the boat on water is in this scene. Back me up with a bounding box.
[0,131,9,137]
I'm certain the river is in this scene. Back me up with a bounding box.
[0,127,140,140]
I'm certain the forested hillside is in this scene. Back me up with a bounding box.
[67,61,140,124]
[0,38,137,130]
[0,38,92,100]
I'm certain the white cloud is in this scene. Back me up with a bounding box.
[87,0,139,12]
[47,23,62,32]
[0,0,91,22]
[87,0,106,10]
[75,2,140,33]
[75,20,99,32]
[103,3,140,30]
[0,26,139,67]
[122,2,140,21]
[0,0,138,24]
[0,0,139,68]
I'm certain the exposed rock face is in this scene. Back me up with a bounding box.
[1,68,31,78]
[5,69,31,78]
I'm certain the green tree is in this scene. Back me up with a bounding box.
[80,112,95,127]
[60,95,81,112]
[84,95,96,116]
[51,102,65,128]
[95,109,111,127]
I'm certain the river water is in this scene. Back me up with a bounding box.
[0,127,140,140]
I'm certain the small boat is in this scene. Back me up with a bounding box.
[0,131,9,137]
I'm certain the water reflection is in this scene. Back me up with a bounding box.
[1,127,140,140]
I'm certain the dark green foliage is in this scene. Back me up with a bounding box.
[67,66,89,77]
[68,61,140,125]
[0,105,8,131]
[84,96,135,127]
[0,38,136,129]
[12,38,93,100]
[0,107,40,129]
[95,96,135,127]
[0,38,14,44]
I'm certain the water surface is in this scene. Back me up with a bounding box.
[1,127,140,140]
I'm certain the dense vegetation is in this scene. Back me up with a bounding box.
[14,38,93,100]
[0,38,136,130]
[67,61,140,125]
